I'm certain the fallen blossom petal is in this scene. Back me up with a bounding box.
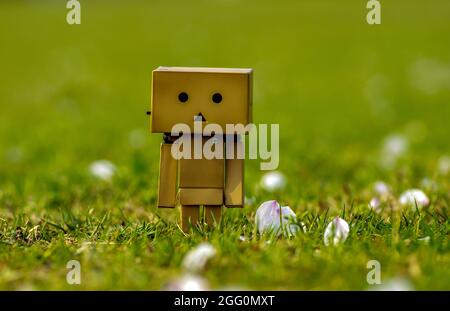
[383,134,408,157]
[255,200,299,237]
[324,217,349,246]
[181,242,216,273]
[89,160,116,180]
[374,181,390,196]
[255,200,280,234]
[281,205,301,236]
[399,189,429,208]
[369,197,382,213]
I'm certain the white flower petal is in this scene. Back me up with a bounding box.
[369,197,382,213]
[255,200,299,237]
[260,171,286,192]
[281,206,301,236]
[324,217,349,246]
[255,200,280,234]
[399,189,429,208]
[181,242,216,273]
[89,160,116,180]
[374,181,390,196]
[383,134,408,157]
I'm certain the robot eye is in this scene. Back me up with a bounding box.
[178,92,189,103]
[212,92,222,104]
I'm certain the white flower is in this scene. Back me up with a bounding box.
[260,171,286,192]
[383,134,408,157]
[374,181,390,196]
[181,242,216,273]
[255,200,299,237]
[369,181,390,213]
[89,160,116,180]
[438,155,450,175]
[165,274,209,291]
[399,189,429,208]
[324,217,350,246]
[369,197,382,213]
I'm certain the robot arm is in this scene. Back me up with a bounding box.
[157,141,178,208]
[224,138,244,208]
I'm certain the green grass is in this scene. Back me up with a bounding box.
[0,0,449,290]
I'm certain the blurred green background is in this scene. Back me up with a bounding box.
[1,0,450,186]
[0,0,449,290]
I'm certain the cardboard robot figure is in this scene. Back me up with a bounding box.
[149,67,253,231]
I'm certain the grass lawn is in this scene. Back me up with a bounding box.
[0,0,449,290]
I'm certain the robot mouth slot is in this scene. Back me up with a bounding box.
[194,112,207,122]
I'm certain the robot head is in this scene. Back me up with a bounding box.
[150,67,252,134]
